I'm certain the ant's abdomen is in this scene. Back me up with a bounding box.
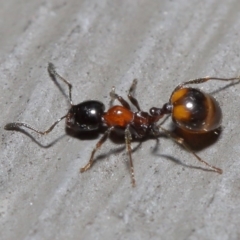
[170,88,222,132]
[103,106,134,127]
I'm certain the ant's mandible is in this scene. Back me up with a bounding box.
[4,63,240,186]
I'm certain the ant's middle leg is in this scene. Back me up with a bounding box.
[80,126,114,173]
[125,125,136,187]
[128,79,141,111]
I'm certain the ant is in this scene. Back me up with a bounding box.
[4,63,240,187]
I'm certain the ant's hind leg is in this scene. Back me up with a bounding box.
[128,79,141,111]
[4,114,67,135]
[158,126,222,174]
[125,126,136,187]
[48,63,73,104]
[80,127,114,173]
[175,76,240,92]
[110,86,131,110]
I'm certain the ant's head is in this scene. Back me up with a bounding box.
[66,100,105,132]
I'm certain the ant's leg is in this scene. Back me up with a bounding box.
[110,86,131,110]
[80,127,114,173]
[150,116,170,136]
[4,115,67,135]
[158,115,170,127]
[158,125,223,174]
[174,76,240,92]
[128,79,141,111]
[48,63,73,105]
[125,126,136,187]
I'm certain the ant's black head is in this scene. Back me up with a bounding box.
[66,100,105,132]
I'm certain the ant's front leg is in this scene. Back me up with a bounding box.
[48,63,73,105]
[4,114,67,135]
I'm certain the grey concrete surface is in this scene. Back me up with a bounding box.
[1,0,240,239]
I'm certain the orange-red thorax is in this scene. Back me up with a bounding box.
[103,106,134,127]
[103,105,161,133]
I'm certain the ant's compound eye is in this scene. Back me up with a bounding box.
[170,88,222,132]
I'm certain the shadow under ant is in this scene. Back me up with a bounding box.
[9,121,222,174]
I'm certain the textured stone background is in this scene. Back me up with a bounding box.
[1,1,240,239]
